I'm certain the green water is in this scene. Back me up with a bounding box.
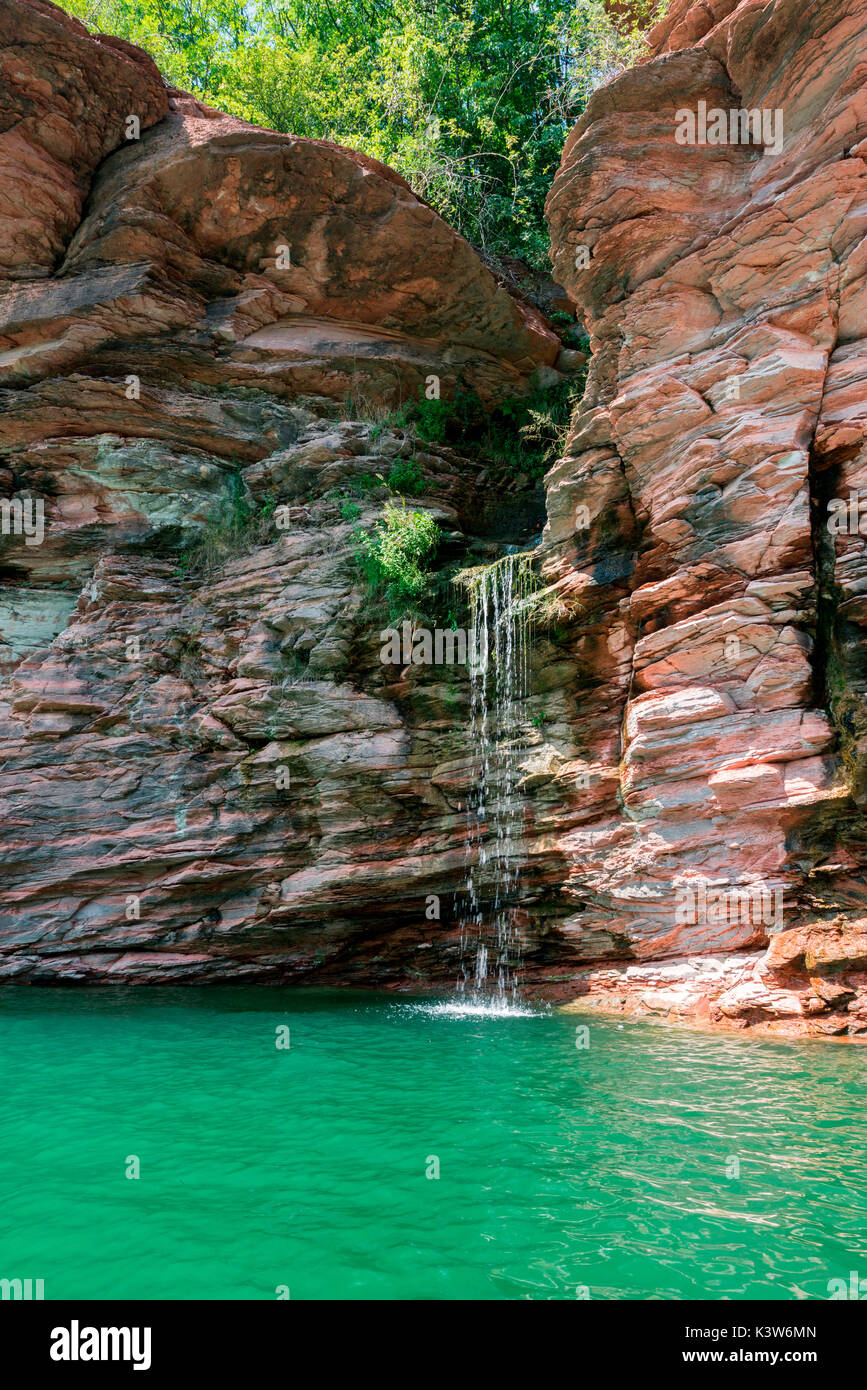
[1,986,865,1300]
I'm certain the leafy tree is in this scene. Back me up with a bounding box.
[66,0,664,269]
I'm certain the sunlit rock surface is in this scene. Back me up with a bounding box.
[1,0,867,1038]
[543,0,867,1035]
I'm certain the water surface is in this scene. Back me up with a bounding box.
[1,986,864,1299]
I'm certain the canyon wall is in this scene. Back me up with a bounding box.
[1,0,867,1036]
[545,0,867,1032]
[0,0,568,988]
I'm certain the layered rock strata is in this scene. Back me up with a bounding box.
[1,0,867,1038]
[544,0,867,1034]
[0,0,568,987]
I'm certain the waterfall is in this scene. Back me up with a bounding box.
[457,552,536,1003]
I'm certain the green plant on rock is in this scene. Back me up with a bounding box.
[353,499,442,616]
[343,392,413,440]
[414,395,453,444]
[329,473,383,508]
[531,702,548,728]
[408,378,585,481]
[519,396,579,469]
[826,647,867,798]
[339,374,585,489]
[386,456,425,496]
[66,0,664,272]
[167,629,206,680]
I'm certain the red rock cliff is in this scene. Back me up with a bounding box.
[0,0,563,990]
[1,0,866,1038]
[544,0,867,1034]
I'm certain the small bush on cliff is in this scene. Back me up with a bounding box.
[353,501,442,616]
[402,378,584,480]
[386,457,426,496]
[414,396,453,445]
[518,392,581,470]
[342,376,584,480]
[342,392,414,440]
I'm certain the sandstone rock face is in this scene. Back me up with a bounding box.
[1,0,866,1038]
[0,0,558,404]
[0,0,565,989]
[541,0,867,1035]
[0,0,168,280]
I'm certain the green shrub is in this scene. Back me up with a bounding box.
[386,456,425,496]
[175,476,277,576]
[353,500,441,613]
[414,396,453,444]
[341,376,585,485]
[402,378,585,481]
[327,475,384,518]
[65,0,666,274]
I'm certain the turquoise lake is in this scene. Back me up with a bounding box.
[1,985,865,1300]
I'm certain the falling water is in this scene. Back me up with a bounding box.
[456,552,536,1004]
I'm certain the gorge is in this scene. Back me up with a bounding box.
[1,0,867,1042]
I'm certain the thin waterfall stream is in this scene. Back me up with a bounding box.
[456,552,537,1005]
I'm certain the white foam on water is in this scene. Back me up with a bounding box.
[404,998,539,1019]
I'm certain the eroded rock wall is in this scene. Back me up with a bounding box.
[0,0,567,985]
[2,0,867,1037]
[543,0,867,1033]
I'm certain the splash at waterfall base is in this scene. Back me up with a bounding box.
[404,548,867,1039]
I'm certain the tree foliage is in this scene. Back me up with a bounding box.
[66,0,664,269]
